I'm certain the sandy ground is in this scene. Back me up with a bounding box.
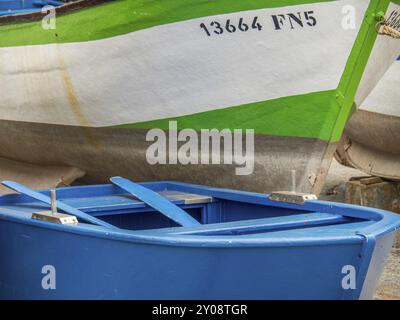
[320,159,400,300]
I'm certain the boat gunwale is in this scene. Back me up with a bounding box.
[0,0,107,23]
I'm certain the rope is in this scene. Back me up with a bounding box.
[376,19,400,39]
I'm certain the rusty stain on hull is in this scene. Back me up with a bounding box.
[57,47,90,128]
[56,46,106,154]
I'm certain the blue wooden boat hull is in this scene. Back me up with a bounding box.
[0,181,399,299]
[0,0,64,16]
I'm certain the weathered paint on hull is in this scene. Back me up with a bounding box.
[0,120,335,194]
[0,0,399,193]
[337,59,400,180]
[337,110,400,180]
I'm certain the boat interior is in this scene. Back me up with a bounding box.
[0,178,382,237]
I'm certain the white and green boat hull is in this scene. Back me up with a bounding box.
[0,0,399,193]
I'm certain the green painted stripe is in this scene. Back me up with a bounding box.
[1,0,390,146]
[111,1,396,144]
[115,90,340,141]
[0,0,335,47]
[330,0,391,142]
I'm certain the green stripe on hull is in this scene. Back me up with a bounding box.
[0,0,394,148]
[330,0,391,141]
[0,0,335,47]
[115,90,340,141]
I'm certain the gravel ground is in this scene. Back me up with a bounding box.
[320,159,400,300]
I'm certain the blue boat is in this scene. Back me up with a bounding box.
[0,177,399,300]
[0,0,64,16]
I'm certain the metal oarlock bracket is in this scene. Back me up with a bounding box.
[31,189,78,225]
[269,191,318,205]
[268,169,317,204]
